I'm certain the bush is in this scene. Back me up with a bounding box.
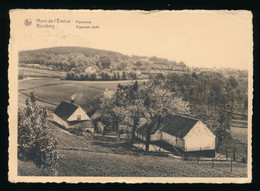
[18,92,61,175]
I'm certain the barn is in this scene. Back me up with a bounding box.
[53,100,94,133]
[136,115,216,157]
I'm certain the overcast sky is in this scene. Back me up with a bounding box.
[12,10,253,70]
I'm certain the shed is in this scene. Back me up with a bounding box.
[136,114,216,157]
[53,100,94,133]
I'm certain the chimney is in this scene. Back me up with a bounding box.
[71,99,75,104]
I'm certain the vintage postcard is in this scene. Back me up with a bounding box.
[8,9,253,183]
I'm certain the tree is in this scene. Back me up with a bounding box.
[121,81,145,143]
[210,77,224,106]
[99,88,128,138]
[122,71,127,80]
[70,71,75,80]
[80,73,85,80]
[66,72,71,80]
[215,111,231,151]
[229,89,237,112]
[90,72,97,80]
[18,92,61,175]
[104,72,111,80]
[229,76,239,89]
[129,71,138,80]
[191,104,231,152]
[154,73,166,85]
[191,72,198,80]
[100,57,112,69]
[243,97,248,113]
[116,72,121,80]
[140,83,190,151]
[112,72,117,80]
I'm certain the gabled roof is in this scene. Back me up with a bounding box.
[54,100,80,121]
[136,114,199,138]
[160,115,199,138]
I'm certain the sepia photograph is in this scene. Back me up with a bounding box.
[8,10,253,183]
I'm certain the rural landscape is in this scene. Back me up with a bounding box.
[18,46,248,177]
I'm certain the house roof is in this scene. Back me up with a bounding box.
[160,115,199,138]
[54,100,80,121]
[136,114,199,138]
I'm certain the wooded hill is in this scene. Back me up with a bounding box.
[19,46,187,74]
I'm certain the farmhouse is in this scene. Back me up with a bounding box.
[85,67,97,74]
[136,115,216,157]
[53,100,94,133]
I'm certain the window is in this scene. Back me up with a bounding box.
[77,115,81,121]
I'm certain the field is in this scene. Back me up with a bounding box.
[19,78,141,109]
[18,66,145,109]
[18,122,247,177]
[230,119,248,143]
[19,66,66,79]
[56,150,246,177]
[230,127,248,143]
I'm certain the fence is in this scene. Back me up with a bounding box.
[190,147,248,172]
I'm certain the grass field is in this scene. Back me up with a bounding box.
[19,149,247,177]
[55,149,246,177]
[19,67,66,79]
[19,78,66,91]
[19,78,139,108]
[230,127,248,143]
[18,67,147,108]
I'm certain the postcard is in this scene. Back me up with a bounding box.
[8,9,253,183]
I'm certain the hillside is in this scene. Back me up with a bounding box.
[18,122,247,177]
[18,46,188,75]
[19,46,125,58]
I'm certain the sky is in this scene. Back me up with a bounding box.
[11,10,253,70]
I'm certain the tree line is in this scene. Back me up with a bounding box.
[152,71,248,115]
[65,71,138,81]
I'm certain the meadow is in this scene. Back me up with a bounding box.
[19,66,66,79]
[55,149,246,177]
[230,127,248,144]
[19,78,140,108]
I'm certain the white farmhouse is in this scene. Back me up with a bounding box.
[53,100,94,133]
[85,67,97,74]
[136,115,216,157]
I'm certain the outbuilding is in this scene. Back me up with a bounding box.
[136,115,216,157]
[53,100,94,133]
